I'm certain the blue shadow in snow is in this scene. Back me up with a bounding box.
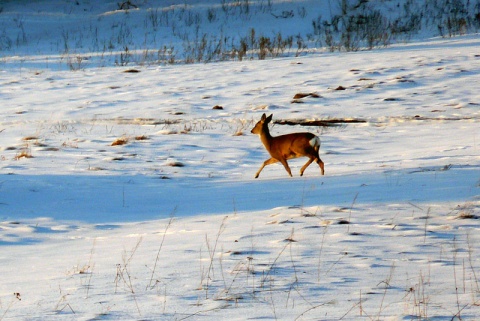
[0,165,478,224]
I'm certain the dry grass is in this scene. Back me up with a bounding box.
[292,92,322,104]
[22,136,39,141]
[455,202,479,220]
[111,137,129,146]
[293,92,322,99]
[14,146,33,160]
[166,161,185,167]
[123,69,140,73]
[456,212,479,220]
[134,135,149,141]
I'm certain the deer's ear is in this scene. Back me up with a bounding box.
[261,113,267,121]
[265,114,273,123]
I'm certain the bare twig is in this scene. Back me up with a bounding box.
[296,301,334,321]
[376,263,396,320]
[0,293,21,321]
[317,225,328,282]
[205,216,228,298]
[347,192,359,234]
[114,237,143,315]
[423,207,431,244]
[85,238,96,298]
[146,209,175,290]
[260,229,295,288]
[177,303,229,321]
[466,232,480,293]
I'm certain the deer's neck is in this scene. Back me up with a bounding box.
[260,128,273,149]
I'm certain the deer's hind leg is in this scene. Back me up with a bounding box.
[300,157,315,176]
[312,146,325,175]
[316,158,325,175]
[300,155,324,176]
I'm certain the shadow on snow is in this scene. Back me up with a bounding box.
[0,165,478,224]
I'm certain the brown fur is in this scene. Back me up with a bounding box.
[251,113,325,178]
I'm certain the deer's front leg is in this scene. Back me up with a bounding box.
[255,158,279,178]
[278,158,293,177]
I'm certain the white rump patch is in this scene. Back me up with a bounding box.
[309,136,320,149]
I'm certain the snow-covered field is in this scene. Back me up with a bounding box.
[1,1,480,320]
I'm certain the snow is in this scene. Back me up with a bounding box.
[0,1,479,320]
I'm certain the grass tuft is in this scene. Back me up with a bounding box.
[14,148,33,160]
[111,137,129,146]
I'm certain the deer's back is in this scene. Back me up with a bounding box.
[270,132,319,158]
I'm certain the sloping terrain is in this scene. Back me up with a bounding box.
[0,1,479,320]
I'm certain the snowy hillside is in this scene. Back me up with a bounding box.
[1,0,479,68]
[0,1,479,320]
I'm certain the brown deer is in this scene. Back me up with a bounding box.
[251,113,325,178]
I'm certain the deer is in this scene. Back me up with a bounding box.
[251,113,325,178]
